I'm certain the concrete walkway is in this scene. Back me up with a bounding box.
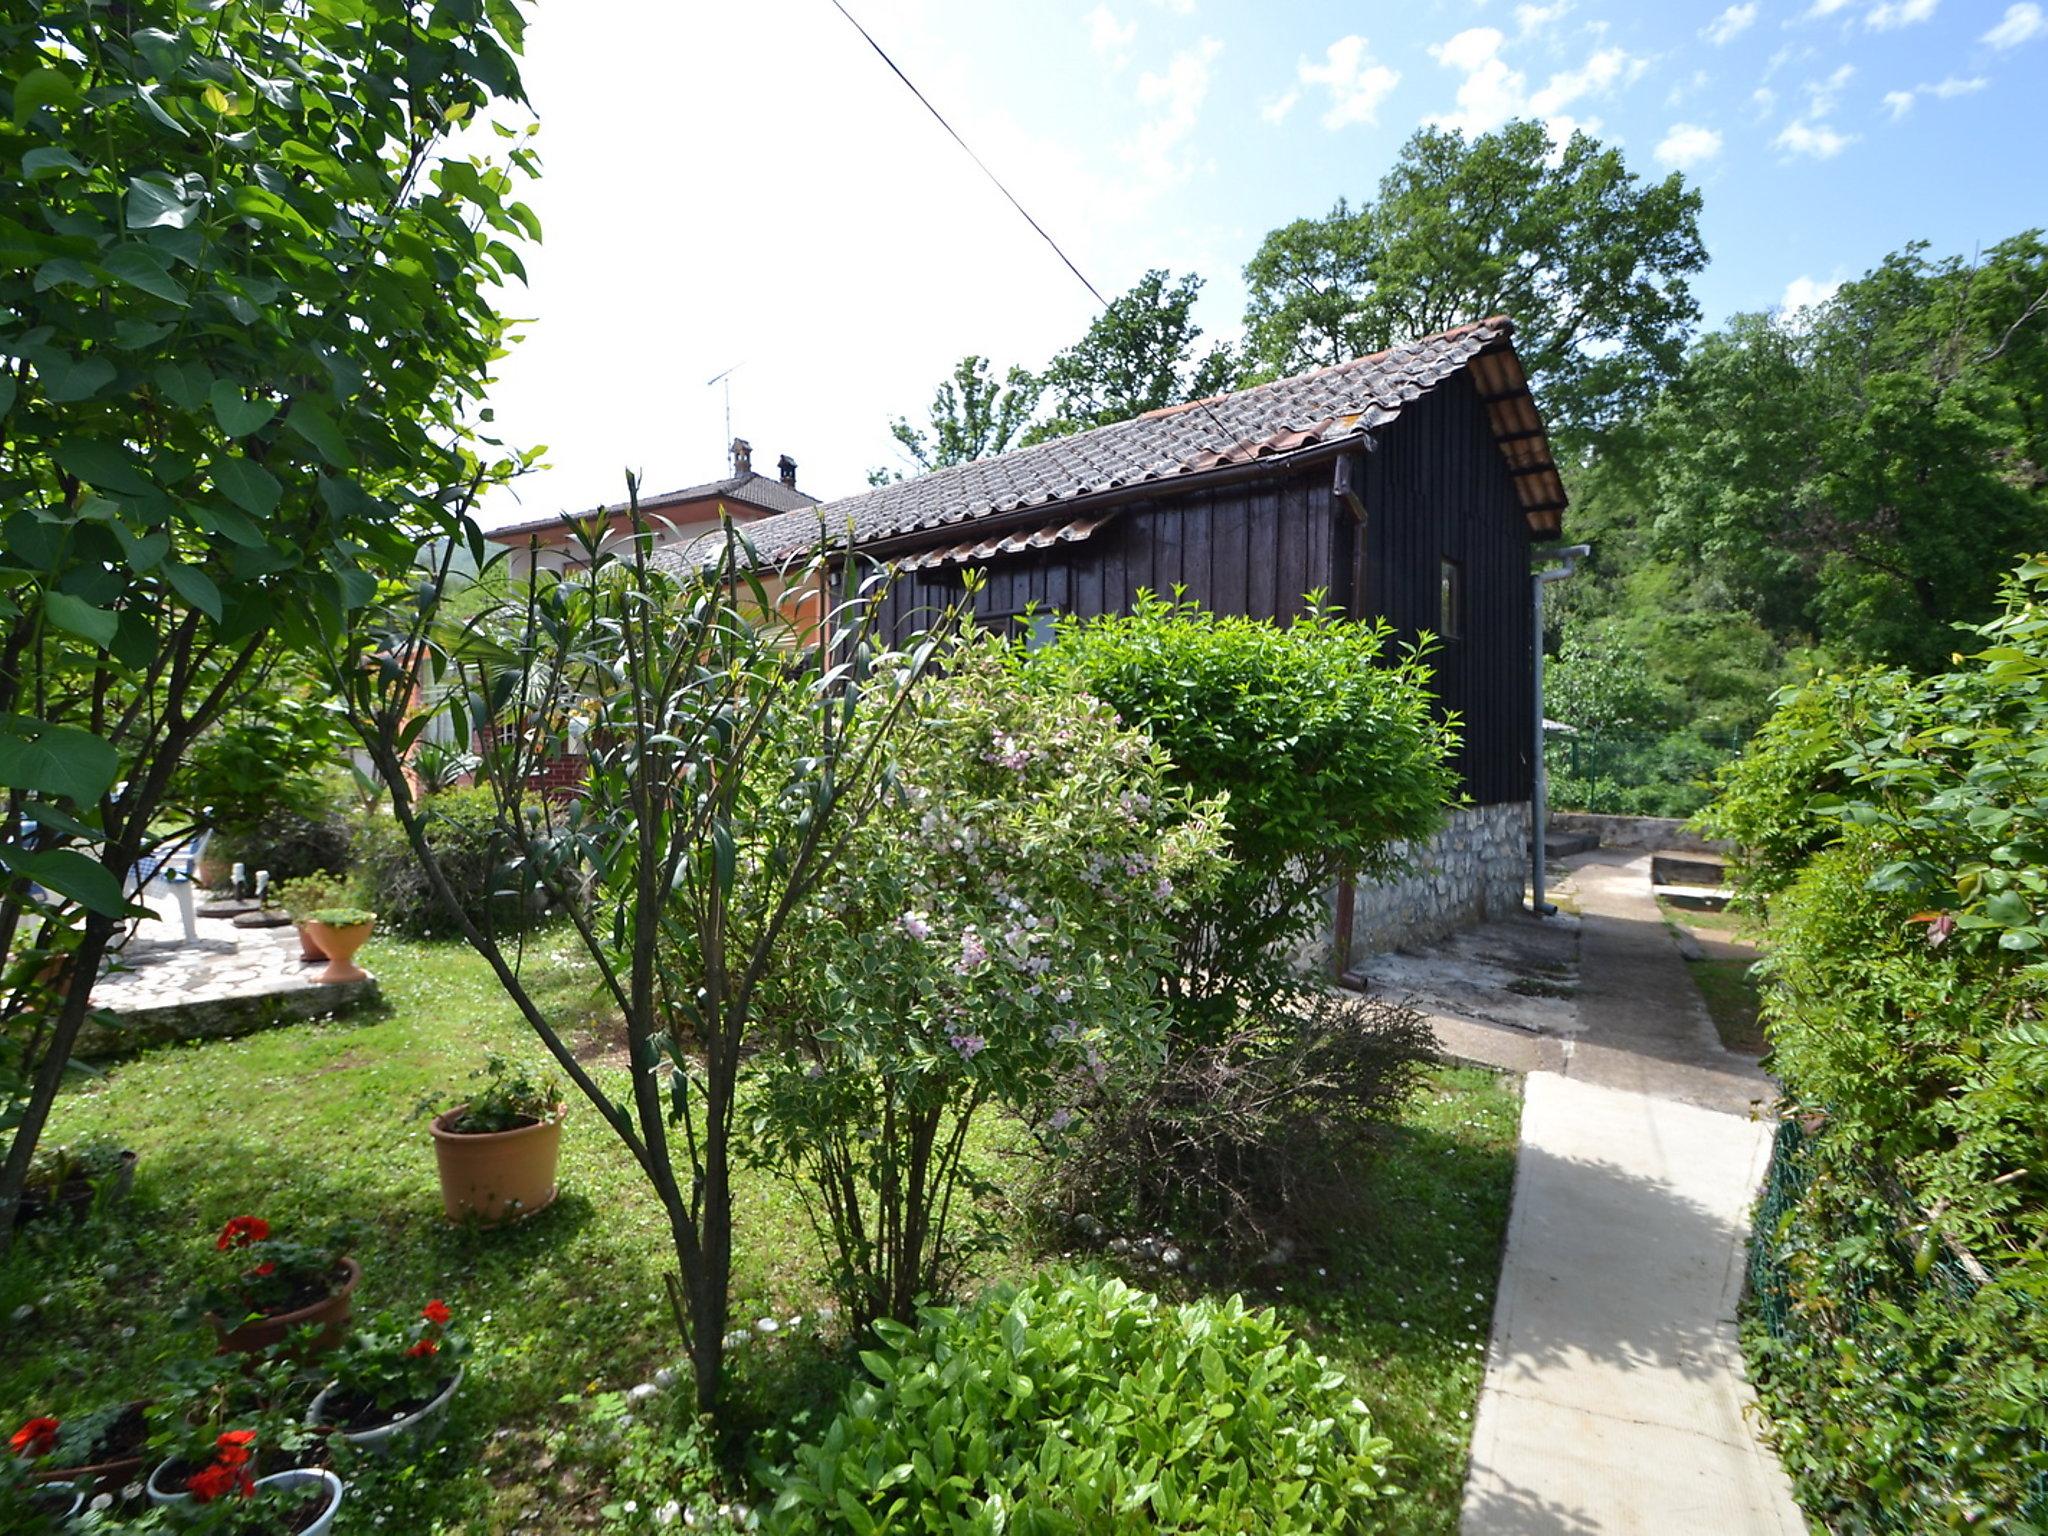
[1456,851,1804,1534]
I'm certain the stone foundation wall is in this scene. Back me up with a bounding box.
[1547,811,1728,854]
[1348,802,1532,955]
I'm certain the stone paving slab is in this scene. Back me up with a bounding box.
[77,912,377,1056]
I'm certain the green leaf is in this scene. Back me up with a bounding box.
[6,847,129,918]
[102,244,190,306]
[163,562,223,619]
[210,456,281,517]
[41,590,118,647]
[209,380,276,437]
[53,439,151,495]
[0,715,119,803]
[126,174,201,230]
[285,402,350,467]
[0,372,13,416]
[154,360,212,411]
[38,352,116,402]
[22,145,88,180]
[11,67,80,127]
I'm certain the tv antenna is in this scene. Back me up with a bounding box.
[706,362,742,458]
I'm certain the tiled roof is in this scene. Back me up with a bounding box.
[661,318,1562,571]
[487,470,818,539]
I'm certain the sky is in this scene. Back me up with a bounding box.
[472,0,2048,527]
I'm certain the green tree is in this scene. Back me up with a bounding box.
[1024,269,1238,443]
[1242,120,1706,440]
[872,354,1040,482]
[1637,234,2048,671]
[0,0,538,1245]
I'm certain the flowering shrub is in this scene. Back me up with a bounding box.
[317,1299,470,1431]
[768,1269,1394,1533]
[752,639,1226,1327]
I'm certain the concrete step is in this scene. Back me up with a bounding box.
[1546,831,1599,859]
[1658,883,1731,912]
[1652,851,1727,888]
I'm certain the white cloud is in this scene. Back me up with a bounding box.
[1866,0,1937,28]
[1775,117,1856,155]
[1654,121,1724,167]
[1804,62,1854,115]
[1425,25,1644,137]
[1703,3,1758,44]
[1751,85,1777,115]
[1128,37,1222,182]
[1802,0,1853,16]
[1084,6,1137,64]
[1515,2,1571,35]
[1983,2,2045,46]
[1883,74,1988,117]
[1780,274,1843,315]
[1147,0,1195,13]
[1261,88,1300,124]
[1297,34,1402,129]
[1666,67,1712,107]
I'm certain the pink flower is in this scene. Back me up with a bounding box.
[950,1033,987,1060]
[899,911,932,941]
[1927,913,1955,948]
[955,928,988,974]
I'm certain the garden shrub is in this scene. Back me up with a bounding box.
[216,792,356,885]
[753,639,1226,1328]
[1713,558,2048,1528]
[1037,591,1456,1031]
[353,786,541,939]
[1044,985,1437,1262]
[768,1269,1394,1535]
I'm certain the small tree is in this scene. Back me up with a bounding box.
[1039,591,1458,1033]
[0,0,536,1245]
[749,639,1225,1328]
[333,509,954,1416]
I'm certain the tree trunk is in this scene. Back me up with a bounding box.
[0,910,117,1254]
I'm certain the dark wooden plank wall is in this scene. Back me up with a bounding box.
[874,371,1535,806]
[1357,371,1535,805]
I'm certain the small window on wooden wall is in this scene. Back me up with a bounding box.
[1439,557,1464,640]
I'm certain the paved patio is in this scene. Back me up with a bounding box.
[77,908,379,1055]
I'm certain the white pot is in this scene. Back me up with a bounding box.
[145,1455,193,1507]
[307,1366,463,1456]
[257,1468,345,1536]
[31,1481,83,1520]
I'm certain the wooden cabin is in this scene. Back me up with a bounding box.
[667,317,1567,960]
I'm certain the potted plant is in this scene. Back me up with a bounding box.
[271,877,340,964]
[145,1352,311,1507]
[13,1137,137,1227]
[152,1425,341,1533]
[0,1445,81,1530]
[187,1216,360,1355]
[307,1298,468,1454]
[14,1401,151,1494]
[303,906,375,984]
[425,1057,566,1225]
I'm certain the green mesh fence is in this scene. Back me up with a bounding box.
[1748,1118,2048,1528]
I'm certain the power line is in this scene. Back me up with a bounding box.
[827,0,1257,465]
[826,0,1108,310]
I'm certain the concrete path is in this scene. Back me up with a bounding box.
[1457,851,1804,1535]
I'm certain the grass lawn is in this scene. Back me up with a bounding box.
[1657,896,1770,1057]
[1,931,1520,1534]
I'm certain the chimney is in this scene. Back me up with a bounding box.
[730,437,751,476]
[777,454,798,489]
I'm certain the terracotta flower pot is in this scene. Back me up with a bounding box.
[208,1257,360,1356]
[30,1399,150,1491]
[306,919,374,984]
[430,1108,562,1225]
[295,922,329,963]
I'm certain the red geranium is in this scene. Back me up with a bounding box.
[216,1215,270,1251]
[407,1338,440,1358]
[186,1460,255,1502]
[9,1415,59,1457]
[249,1261,277,1278]
[213,1429,258,1468]
[421,1298,452,1326]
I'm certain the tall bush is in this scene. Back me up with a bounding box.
[0,0,537,1244]
[1038,591,1456,1029]
[751,640,1225,1329]
[353,786,536,939]
[1714,557,2048,1525]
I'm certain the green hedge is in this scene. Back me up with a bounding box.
[352,786,544,939]
[768,1270,1393,1534]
